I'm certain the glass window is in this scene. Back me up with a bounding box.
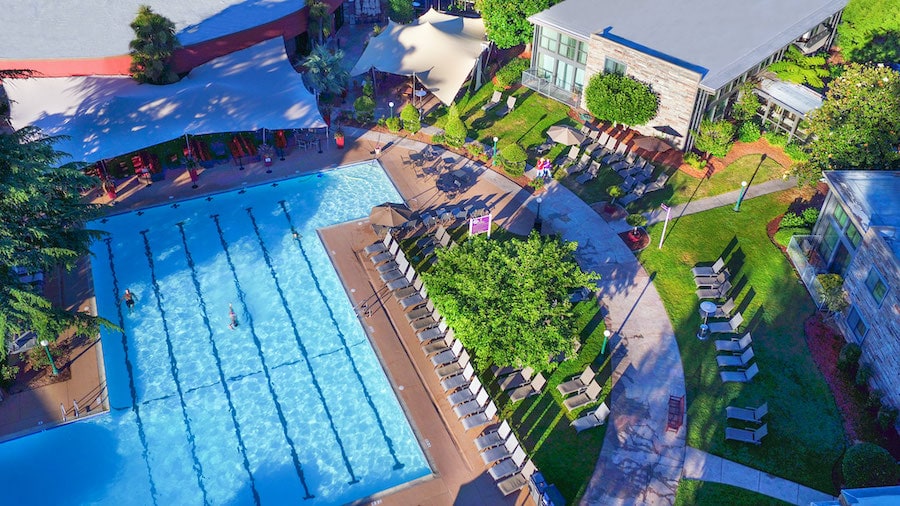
[846,306,868,342]
[555,61,574,90]
[574,67,585,92]
[540,28,558,52]
[845,223,862,248]
[538,53,556,80]
[559,35,577,60]
[864,268,888,305]
[833,205,848,228]
[604,57,626,75]
[576,45,588,64]
[819,223,839,259]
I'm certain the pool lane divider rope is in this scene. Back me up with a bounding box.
[245,207,361,484]
[210,214,315,500]
[139,230,212,506]
[176,222,261,506]
[278,200,405,470]
[103,238,159,506]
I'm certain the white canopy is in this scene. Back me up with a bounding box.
[3,37,325,164]
[350,9,488,106]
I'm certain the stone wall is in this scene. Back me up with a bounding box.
[841,231,900,413]
[583,36,702,150]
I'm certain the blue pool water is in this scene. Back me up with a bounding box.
[0,161,430,505]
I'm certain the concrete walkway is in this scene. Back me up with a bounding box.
[682,447,835,505]
[536,181,687,505]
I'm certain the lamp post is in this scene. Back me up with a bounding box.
[492,136,498,166]
[535,197,543,231]
[388,101,395,119]
[602,330,611,355]
[733,181,749,212]
[40,339,59,376]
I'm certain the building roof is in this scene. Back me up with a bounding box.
[825,171,900,257]
[529,0,847,91]
[756,77,824,116]
[1,0,304,61]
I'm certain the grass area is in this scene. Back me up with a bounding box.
[675,480,792,506]
[636,191,846,493]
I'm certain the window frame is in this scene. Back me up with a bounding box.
[864,268,888,306]
[845,305,869,343]
[604,57,626,75]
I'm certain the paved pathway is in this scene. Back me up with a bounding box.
[682,448,834,505]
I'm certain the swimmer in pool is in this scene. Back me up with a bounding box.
[228,304,239,330]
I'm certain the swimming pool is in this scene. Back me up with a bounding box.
[0,160,431,505]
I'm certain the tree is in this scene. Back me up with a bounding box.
[607,186,624,205]
[842,443,900,488]
[803,63,900,176]
[767,46,829,89]
[0,126,109,358]
[424,232,598,370]
[626,213,647,234]
[353,95,376,122]
[692,119,735,158]
[731,82,761,124]
[476,0,551,49]
[498,143,527,176]
[443,103,467,147]
[387,0,415,24]
[837,0,900,64]
[307,1,331,44]
[400,103,420,133]
[584,73,658,126]
[303,45,350,98]
[129,5,181,85]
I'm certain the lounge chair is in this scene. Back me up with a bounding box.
[694,272,728,288]
[489,447,528,480]
[707,313,744,334]
[575,163,600,184]
[448,376,483,407]
[398,286,427,309]
[712,298,736,318]
[474,420,512,451]
[496,461,537,496]
[696,281,732,300]
[508,373,546,402]
[364,234,394,255]
[619,184,646,205]
[558,366,595,396]
[375,260,400,273]
[564,380,602,412]
[556,145,579,166]
[645,173,670,193]
[461,401,497,431]
[435,350,470,379]
[370,250,393,266]
[430,339,464,366]
[454,389,491,419]
[726,402,768,423]
[491,365,518,378]
[714,332,752,352]
[571,402,610,433]
[499,367,534,392]
[719,362,759,383]
[495,95,517,117]
[481,434,520,465]
[405,300,436,323]
[568,154,592,175]
[725,423,768,445]
[481,90,502,111]
[441,362,475,392]
[388,270,418,292]
[692,257,727,277]
[422,332,455,355]
[716,346,754,367]
[411,309,440,331]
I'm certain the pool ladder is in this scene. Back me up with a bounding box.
[354,286,389,318]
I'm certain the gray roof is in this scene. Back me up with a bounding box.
[529,0,847,91]
[756,77,824,116]
[825,171,900,258]
[1,0,304,61]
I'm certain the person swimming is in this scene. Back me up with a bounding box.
[123,289,135,312]
[228,304,239,330]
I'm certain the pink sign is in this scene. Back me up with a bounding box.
[469,214,492,237]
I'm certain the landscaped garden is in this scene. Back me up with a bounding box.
[637,190,846,493]
[675,480,792,506]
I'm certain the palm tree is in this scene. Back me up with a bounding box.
[768,46,829,89]
[303,45,350,99]
[129,5,181,85]
[308,1,330,45]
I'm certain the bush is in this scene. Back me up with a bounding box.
[353,95,376,122]
[763,131,789,147]
[385,116,401,133]
[683,152,707,170]
[626,213,647,230]
[444,103,467,147]
[387,0,414,23]
[784,142,809,162]
[818,273,849,314]
[802,208,820,226]
[553,167,567,181]
[693,119,736,157]
[530,177,545,191]
[362,78,374,98]
[607,185,625,203]
[584,72,658,126]
[376,116,386,127]
[738,121,761,143]
[499,143,527,176]
[855,363,872,387]
[774,227,810,247]
[837,342,862,372]
[400,103,420,133]
[0,361,19,389]
[466,141,485,158]
[877,405,899,431]
[866,389,884,412]
[780,212,806,228]
[494,58,529,90]
[842,443,900,488]
[431,133,446,145]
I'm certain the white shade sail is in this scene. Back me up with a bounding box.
[3,37,325,164]
[350,9,488,106]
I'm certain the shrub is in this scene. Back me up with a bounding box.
[763,131,789,147]
[466,142,485,158]
[866,389,884,412]
[444,103,467,147]
[693,119,736,157]
[387,0,414,24]
[780,212,806,228]
[400,103,420,133]
[584,72,658,126]
[553,167,567,181]
[494,58,529,90]
[385,116,401,133]
[607,185,625,203]
[774,227,810,247]
[842,443,900,488]
[683,152,707,169]
[431,133,446,145]
[530,177,545,191]
[877,405,899,431]
[0,361,19,389]
[499,143,527,176]
[837,342,862,372]
[376,116,386,127]
[732,82,762,123]
[353,95,376,122]
[738,121,761,143]
[818,273,849,313]
[362,78,374,98]
[802,207,820,226]
[626,213,647,232]
[783,142,809,162]
[855,363,872,387]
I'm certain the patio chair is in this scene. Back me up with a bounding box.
[725,423,768,445]
[716,346,754,367]
[495,96,517,117]
[598,131,611,146]
[557,365,595,395]
[379,264,408,283]
[398,284,427,308]
[393,274,422,297]
[411,311,440,332]
[461,400,497,431]
[575,163,600,184]
[481,434,520,465]
[489,447,528,480]
[714,332,752,352]
[604,135,619,150]
[482,91,503,111]
[448,376,483,407]
[491,365,519,378]
[454,389,491,419]
[619,184,646,205]
[719,362,760,383]
[375,259,400,273]
[571,402,610,433]
[441,362,475,392]
[508,373,546,402]
[615,142,629,155]
[568,154,592,175]
[611,160,629,173]
[431,339,465,366]
[423,331,456,355]
[707,313,744,334]
[712,298,737,318]
[692,257,727,277]
[364,233,394,255]
[496,460,537,496]
[564,380,602,412]
[499,367,534,392]
[474,420,512,451]
[405,300,436,323]
[645,173,670,193]
[620,176,638,193]
[435,350,470,379]
[696,280,732,299]
[694,271,728,288]
[726,402,768,423]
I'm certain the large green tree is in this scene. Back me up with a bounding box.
[424,232,597,371]
[584,72,658,126]
[476,0,552,49]
[0,125,108,359]
[692,119,736,158]
[128,5,181,85]
[838,0,900,64]
[302,45,350,97]
[387,0,414,24]
[801,63,900,180]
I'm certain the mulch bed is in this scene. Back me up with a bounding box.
[676,138,795,179]
[6,332,90,393]
[618,229,650,252]
[592,202,628,222]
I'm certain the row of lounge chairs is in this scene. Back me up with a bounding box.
[420,204,488,230]
[725,402,769,445]
[491,365,548,402]
[556,365,603,412]
[716,333,759,382]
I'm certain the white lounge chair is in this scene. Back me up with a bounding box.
[725,423,768,445]
[481,90,502,111]
[495,95,517,117]
[726,402,768,423]
[474,420,512,451]
[712,298,736,318]
[481,434,520,465]
[430,339,464,366]
[696,281,732,299]
[448,376,483,407]
[508,373,546,402]
[720,362,759,383]
[557,366,595,396]
[417,320,448,344]
[435,350,470,379]
[489,447,528,480]
[716,347,754,367]
[692,257,727,277]
[707,313,744,334]
[499,367,534,392]
[422,332,455,356]
[461,401,497,431]
[694,272,728,288]
[571,402,610,433]
[564,380,602,412]
[440,362,474,392]
[714,332,752,352]
[454,389,491,419]
[496,460,537,496]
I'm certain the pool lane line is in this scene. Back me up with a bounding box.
[139,230,211,506]
[245,207,361,484]
[176,223,261,506]
[210,214,315,500]
[103,238,159,506]
[277,200,405,470]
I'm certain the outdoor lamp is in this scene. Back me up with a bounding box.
[492,136,499,165]
[40,339,59,376]
[389,101,395,119]
[733,181,749,212]
[536,197,542,220]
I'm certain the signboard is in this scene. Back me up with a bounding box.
[469,214,492,237]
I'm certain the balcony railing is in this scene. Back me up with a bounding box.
[796,29,831,54]
[787,234,827,307]
[522,69,580,107]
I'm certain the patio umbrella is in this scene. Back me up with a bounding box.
[631,135,674,152]
[546,125,586,146]
[369,202,413,227]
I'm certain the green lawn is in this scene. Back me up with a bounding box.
[675,480,792,506]
[637,191,845,493]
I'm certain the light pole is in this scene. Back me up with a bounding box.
[492,136,498,166]
[602,330,611,355]
[388,101,395,119]
[40,339,59,376]
[535,196,543,231]
[733,181,749,212]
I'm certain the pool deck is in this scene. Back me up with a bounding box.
[1,129,537,504]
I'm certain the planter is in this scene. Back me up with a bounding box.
[618,227,650,252]
[335,136,345,149]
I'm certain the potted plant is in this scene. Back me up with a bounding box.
[334,128,345,149]
[606,186,625,214]
[626,213,648,237]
